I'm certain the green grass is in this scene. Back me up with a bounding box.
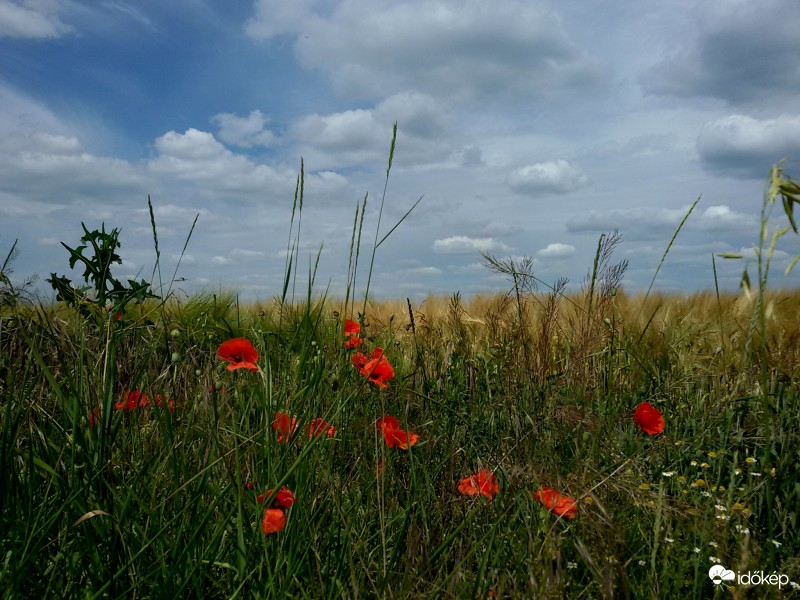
[2,153,800,598]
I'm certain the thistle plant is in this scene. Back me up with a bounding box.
[46,222,158,321]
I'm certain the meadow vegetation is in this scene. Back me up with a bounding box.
[1,138,799,598]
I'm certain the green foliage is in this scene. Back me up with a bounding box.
[2,148,800,598]
[46,223,158,320]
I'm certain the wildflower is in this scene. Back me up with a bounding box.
[708,451,717,459]
[638,560,646,566]
[771,539,782,548]
[566,562,577,569]
[344,336,363,349]
[638,483,651,491]
[458,468,500,500]
[677,476,687,484]
[633,402,665,435]
[377,414,418,450]
[307,418,335,439]
[351,351,368,370]
[693,547,701,554]
[732,503,745,511]
[257,485,295,508]
[662,471,675,477]
[217,338,259,372]
[352,347,395,387]
[261,508,287,535]
[116,390,148,411]
[709,556,721,564]
[344,319,361,337]
[692,479,707,488]
[272,412,298,443]
[531,487,577,519]
[664,537,674,543]
[745,456,757,464]
[153,394,175,411]
[708,541,718,548]
[88,406,101,426]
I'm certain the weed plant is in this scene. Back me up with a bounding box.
[1,136,800,598]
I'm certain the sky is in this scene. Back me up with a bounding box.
[1,0,799,303]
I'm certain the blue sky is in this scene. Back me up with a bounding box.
[2,0,799,302]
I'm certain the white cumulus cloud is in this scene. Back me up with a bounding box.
[537,243,576,258]
[433,235,511,254]
[211,110,277,148]
[506,159,589,195]
[696,114,800,178]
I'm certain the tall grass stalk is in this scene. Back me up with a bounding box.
[3,155,800,598]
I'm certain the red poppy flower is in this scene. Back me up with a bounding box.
[115,390,148,411]
[261,508,287,535]
[353,347,395,388]
[153,394,175,411]
[378,414,419,450]
[344,336,363,349]
[272,412,298,442]
[216,338,259,372]
[458,468,500,500]
[531,487,577,519]
[344,319,361,337]
[634,402,665,435]
[308,418,335,439]
[88,406,101,426]
[351,351,368,370]
[257,485,295,508]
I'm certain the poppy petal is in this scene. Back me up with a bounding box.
[261,508,287,534]
[634,402,665,435]
[217,338,259,371]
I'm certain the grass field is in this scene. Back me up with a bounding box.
[2,155,800,598]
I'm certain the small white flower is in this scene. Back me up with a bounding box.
[701,491,713,498]
[770,539,782,548]
[715,504,727,512]
[662,471,675,477]
[734,469,741,475]
[790,581,799,590]
[690,460,698,467]
[745,456,757,464]
[715,515,730,521]
[638,560,646,566]
[566,562,577,569]
[665,537,674,544]
[693,547,701,554]
[709,556,721,564]
[749,472,762,477]
[708,541,718,548]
